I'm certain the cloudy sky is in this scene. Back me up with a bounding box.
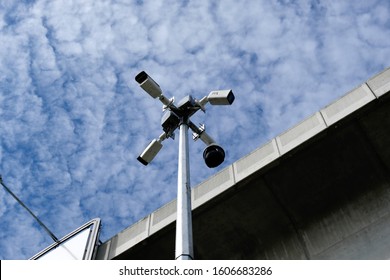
[0,0,389,259]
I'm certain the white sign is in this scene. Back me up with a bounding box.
[30,218,101,260]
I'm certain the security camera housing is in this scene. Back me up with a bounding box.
[203,144,225,168]
[137,139,163,165]
[207,90,235,105]
[135,71,162,99]
[135,71,174,107]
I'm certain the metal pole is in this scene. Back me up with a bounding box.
[175,120,194,260]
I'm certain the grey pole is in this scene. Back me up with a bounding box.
[175,120,194,260]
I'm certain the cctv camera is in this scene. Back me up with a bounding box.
[207,90,235,105]
[135,71,174,107]
[203,144,225,168]
[135,71,162,99]
[137,139,163,165]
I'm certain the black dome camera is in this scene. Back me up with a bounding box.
[203,144,225,168]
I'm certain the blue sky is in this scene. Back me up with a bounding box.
[0,0,389,259]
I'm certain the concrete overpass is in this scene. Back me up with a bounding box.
[96,67,390,260]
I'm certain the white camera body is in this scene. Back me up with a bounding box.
[135,71,162,99]
[207,90,235,105]
[135,71,173,107]
[137,139,163,165]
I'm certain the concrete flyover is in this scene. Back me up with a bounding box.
[96,67,390,260]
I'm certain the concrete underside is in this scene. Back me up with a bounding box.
[96,68,390,260]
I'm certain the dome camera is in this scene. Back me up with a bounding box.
[203,144,225,168]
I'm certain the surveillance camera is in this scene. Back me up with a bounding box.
[135,71,174,107]
[203,144,225,168]
[137,139,163,165]
[207,90,235,105]
[135,71,162,99]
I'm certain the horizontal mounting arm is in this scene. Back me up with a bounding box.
[188,121,216,146]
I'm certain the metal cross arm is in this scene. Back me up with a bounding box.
[135,71,234,167]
